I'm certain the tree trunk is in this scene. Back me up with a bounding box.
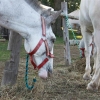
[1,31,22,86]
[52,0,62,37]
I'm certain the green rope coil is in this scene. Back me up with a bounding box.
[65,16,82,58]
[65,16,79,45]
[25,54,36,90]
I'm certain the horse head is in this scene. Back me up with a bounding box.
[24,0,62,79]
[0,0,62,79]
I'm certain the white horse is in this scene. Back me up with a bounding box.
[79,38,85,58]
[0,0,62,79]
[79,0,100,90]
[79,38,95,58]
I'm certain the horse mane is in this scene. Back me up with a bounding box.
[25,0,62,24]
[25,0,46,12]
[24,0,53,17]
[25,0,40,10]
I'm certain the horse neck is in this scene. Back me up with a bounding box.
[0,0,41,38]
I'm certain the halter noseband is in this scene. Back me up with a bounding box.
[28,16,54,70]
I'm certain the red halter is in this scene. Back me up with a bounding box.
[80,48,85,57]
[28,16,54,70]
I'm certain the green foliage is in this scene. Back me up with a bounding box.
[39,0,54,7]
[40,0,50,6]
[39,0,80,13]
[66,0,80,13]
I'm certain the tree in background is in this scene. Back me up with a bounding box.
[66,0,80,13]
[40,0,80,13]
[39,0,80,36]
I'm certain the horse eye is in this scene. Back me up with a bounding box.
[51,38,56,43]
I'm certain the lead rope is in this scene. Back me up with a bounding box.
[65,16,82,58]
[25,54,36,90]
[65,16,79,45]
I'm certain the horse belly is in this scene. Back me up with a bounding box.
[79,0,95,32]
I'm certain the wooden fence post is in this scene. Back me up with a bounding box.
[1,31,22,86]
[61,2,71,65]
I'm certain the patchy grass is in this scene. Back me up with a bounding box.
[0,41,10,61]
[0,40,26,61]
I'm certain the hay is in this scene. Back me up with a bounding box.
[0,45,100,100]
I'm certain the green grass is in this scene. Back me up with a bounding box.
[0,41,26,62]
[0,41,10,61]
[55,37,64,44]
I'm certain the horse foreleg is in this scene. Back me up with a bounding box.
[81,27,92,80]
[87,30,100,90]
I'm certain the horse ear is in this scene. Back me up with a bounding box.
[41,9,52,17]
[25,0,62,23]
[45,10,62,24]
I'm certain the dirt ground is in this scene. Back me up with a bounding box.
[0,44,100,100]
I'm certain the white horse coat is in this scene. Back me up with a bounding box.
[0,0,62,79]
[80,0,100,90]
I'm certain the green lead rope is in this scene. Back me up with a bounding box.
[65,16,82,57]
[65,16,79,45]
[25,54,36,90]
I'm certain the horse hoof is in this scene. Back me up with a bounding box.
[87,83,94,91]
[83,74,91,80]
[87,82,98,91]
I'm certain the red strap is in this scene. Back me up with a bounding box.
[38,58,48,69]
[28,38,53,70]
[44,40,50,56]
[29,39,44,55]
[49,52,54,58]
[30,55,37,69]
[30,55,48,70]
[41,17,46,36]
[90,43,93,46]
[28,16,54,70]
[80,48,85,57]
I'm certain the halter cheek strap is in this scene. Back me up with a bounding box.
[28,16,54,70]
